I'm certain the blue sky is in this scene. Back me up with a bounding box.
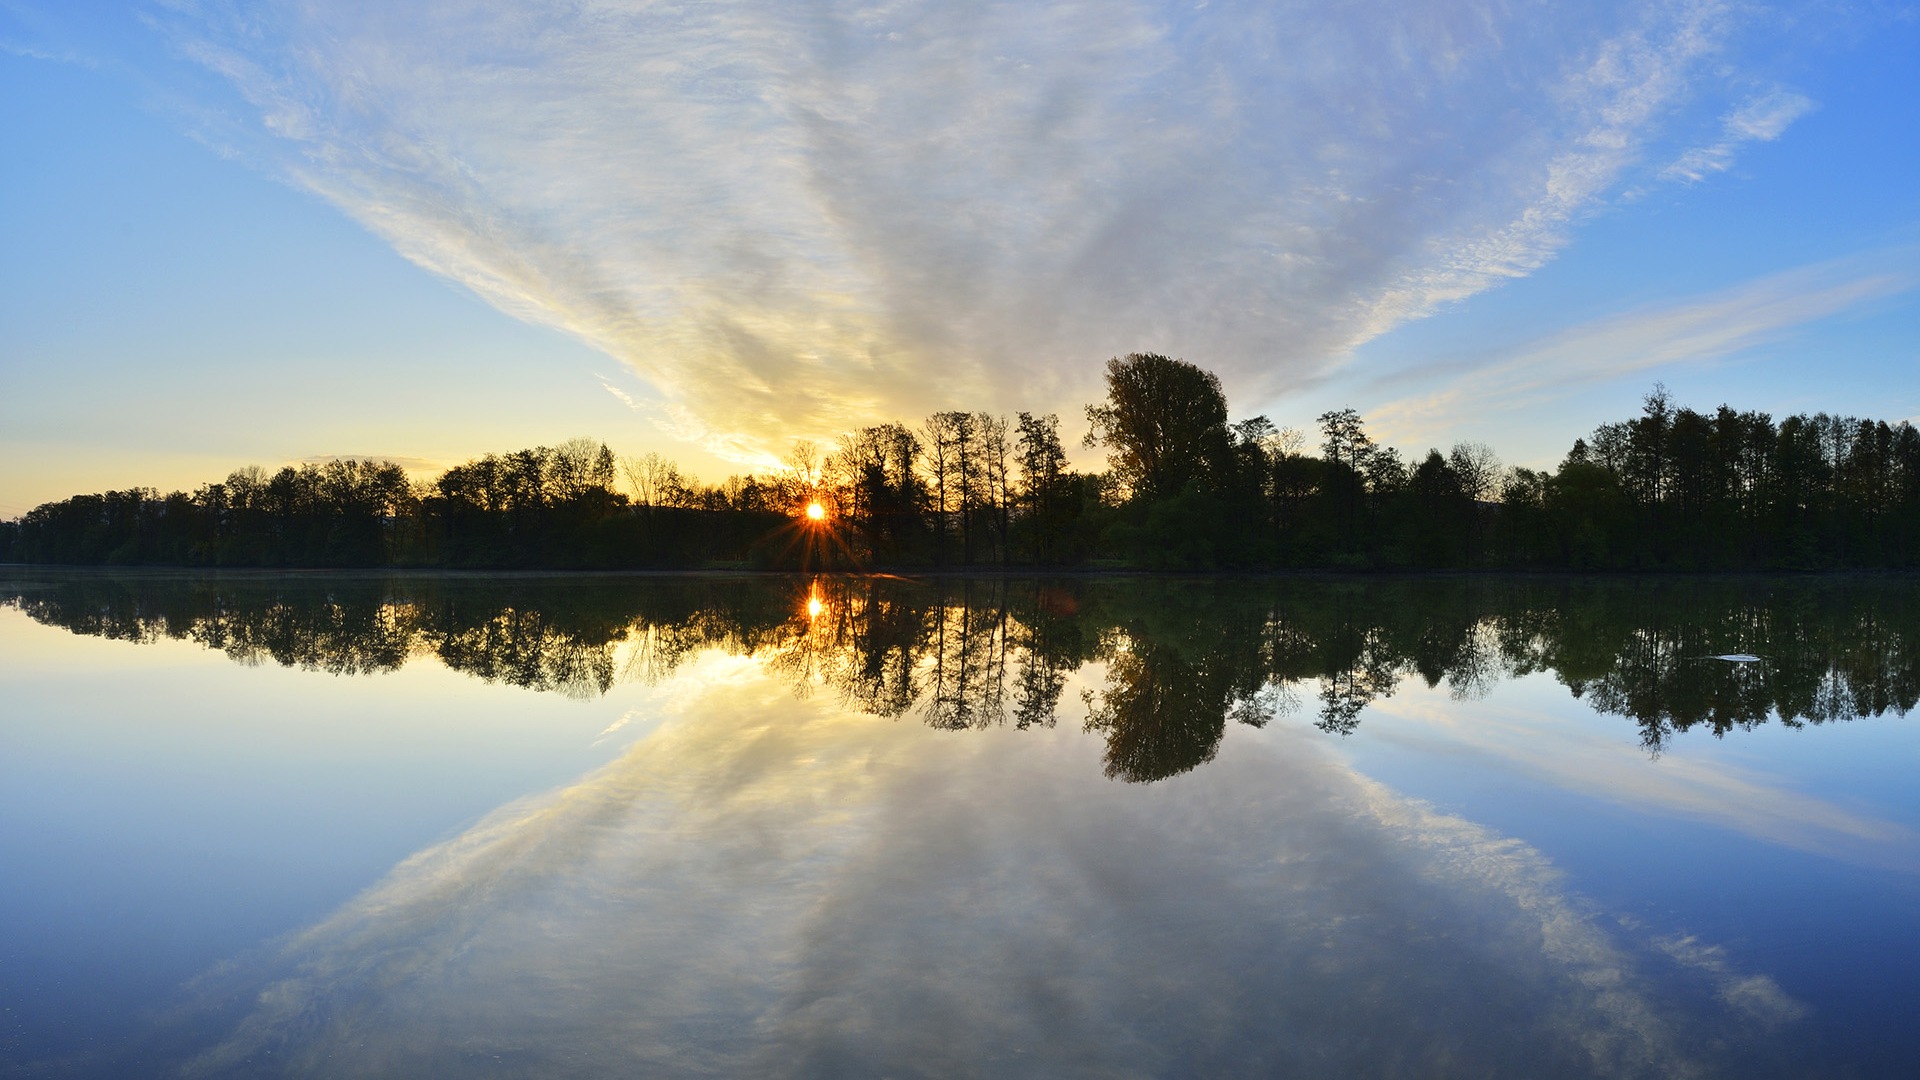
[3,1,1917,513]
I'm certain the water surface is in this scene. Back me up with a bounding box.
[3,571,1917,1077]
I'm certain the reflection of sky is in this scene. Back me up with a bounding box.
[15,592,1920,1075]
[0,607,655,1066]
[1321,672,1920,1074]
[1346,675,1920,873]
[143,653,1814,1078]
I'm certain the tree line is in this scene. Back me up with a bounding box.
[5,354,1919,570]
[7,572,1915,773]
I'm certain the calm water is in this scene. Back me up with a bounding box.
[2,570,1918,1078]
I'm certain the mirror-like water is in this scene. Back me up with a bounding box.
[2,570,1917,1077]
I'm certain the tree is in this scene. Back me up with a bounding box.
[777,440,826,516]
[1316,408,1374,475]
[1083,353,1232,501]
[1316,407,1378,548]
[621,452,684,509]
[1016,412,1068,563]
[921,413,958,565]
[1448,443,1501,504]
[937,411,980,562]
[1408,450,1468,566]
[1448,442,1501,566]
[829,423,923,561]
[977,413,1012,564]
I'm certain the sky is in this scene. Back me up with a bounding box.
[3,0,1918,514]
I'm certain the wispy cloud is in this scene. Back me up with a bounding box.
[596,376,642,413]
[0,36,95,66]
[145,0,1795,459]
[1661,90,1815,182]
[1369,252,1918,445]
[1,2,101,68]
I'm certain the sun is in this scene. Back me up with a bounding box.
[805,501,827,521]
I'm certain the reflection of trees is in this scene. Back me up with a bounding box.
[1534,581,1920,752]
[1084,637,1228,782]
[758,577,937,716]
[1314,626,1402,737]
[0,574,795,696]
[2,575,428,676]
[201,598,421,677]
[759,578,1073,731]
[6,572,1918,765]
[1011,588,1085,730]
[921,587,1012,730]
[437,608,619,699]
[1079,582,1279,781]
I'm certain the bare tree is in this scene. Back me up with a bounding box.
[977,413,1011,564]
[621,451,683,509]
[551,437,604,499]
[921,413,964,565]
[1448,442,1503,504]
[941,412,981,563]
[780,440,825,514]
[1449,441,1502,567]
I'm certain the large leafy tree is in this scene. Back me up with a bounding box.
[1083,353,1232,501]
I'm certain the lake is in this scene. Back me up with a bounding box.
[2,570,1917,1078]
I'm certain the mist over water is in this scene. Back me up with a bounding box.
[3,570,1918,1077]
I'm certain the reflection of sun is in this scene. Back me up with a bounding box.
[807,595,825,618]
[805,501,827,521]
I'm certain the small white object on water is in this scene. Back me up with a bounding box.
[1708,654,1762,663]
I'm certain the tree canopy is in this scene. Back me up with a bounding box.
[1084,353,1232,501]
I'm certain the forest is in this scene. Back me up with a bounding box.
[4,353,1919,571]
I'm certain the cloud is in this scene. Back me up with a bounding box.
[596,376,642,412]
[147,0,1788,460]
[0,36,95,66]
[1661,90,1815,182]
[1367,252,1918,444]
[0,3,101,68]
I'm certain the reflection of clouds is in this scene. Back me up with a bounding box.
[1654,935,1807,1026]
[1361,681,1920,874]
[169,657,1790,1077]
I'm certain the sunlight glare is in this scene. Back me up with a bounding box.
[806,501,827,521]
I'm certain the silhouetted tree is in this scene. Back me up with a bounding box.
[1084,353,1233,502]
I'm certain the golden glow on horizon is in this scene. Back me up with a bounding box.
[805,501,827,521]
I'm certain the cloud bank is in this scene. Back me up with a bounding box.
[154,0,1801,460]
